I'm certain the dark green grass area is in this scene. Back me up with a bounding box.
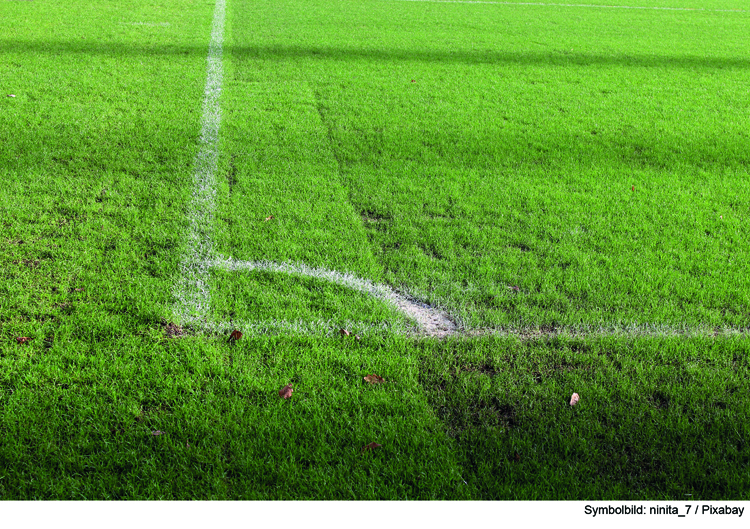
[214,77,386,282]
[418,335,750,500]
[1,334,747,499]
[0,334,467,500]
[226,0,750,331]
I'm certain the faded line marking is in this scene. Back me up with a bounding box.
[204,257,749,339]
[168,0,455,338]
[184,254,750,339]
[173,0,225,330]
[120,22,171,27]
[384,0,748,13]
[463,326,750,339]
[185,317,411,338]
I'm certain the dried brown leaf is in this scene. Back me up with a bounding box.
[279,383,293,399]
[362,442,382,452]
[265,215,274,221]
[354,334,361,341]
[339,328,350,337]
[570,392,580,406]
[364,374,385,385]
[228,329,242,343]
[15,337,32,344]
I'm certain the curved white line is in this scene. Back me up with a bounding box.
[209,256,458,336]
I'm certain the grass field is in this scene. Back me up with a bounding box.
[1,0,749,500]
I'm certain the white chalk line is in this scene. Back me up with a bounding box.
[209,256,455,336]
[383,0,748,13]
[169,0,456,339]
[120,22,171,27]
[185,317,412,338]
[187,256,747,340]
[172,0,225,331]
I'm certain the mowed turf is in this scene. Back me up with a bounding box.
[1,0,749,500]
[222,0,750,332]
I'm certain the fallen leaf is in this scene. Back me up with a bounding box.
[228,329,242,343]
[631,185,635,192]
[354,334,361,341]
[279,383,293,399]
[74,287,84,292]
[507,285,520,291]
[151,430,164,436]
[7,94,16,98]
[339,328,350,337]
[411,79,416,83]
[15,336,33,344]
[265,215,274,221]
[364,374,385,385]
[508,451,521,462]
[362,442,382,452]
[570,392,580,406]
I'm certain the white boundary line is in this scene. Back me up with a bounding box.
[173,0,225,331]
[210,257,456,336]
[383,0,748,13]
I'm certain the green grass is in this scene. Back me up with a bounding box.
[1,0,749,500]
[229,0,750,332]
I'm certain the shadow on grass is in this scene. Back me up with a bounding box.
[417,336,750,500]
[2,39,749,70]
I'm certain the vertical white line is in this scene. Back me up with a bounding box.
[173,0,226,330]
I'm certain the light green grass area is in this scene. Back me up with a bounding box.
[221,0,750,332]
[1,0,748,500]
